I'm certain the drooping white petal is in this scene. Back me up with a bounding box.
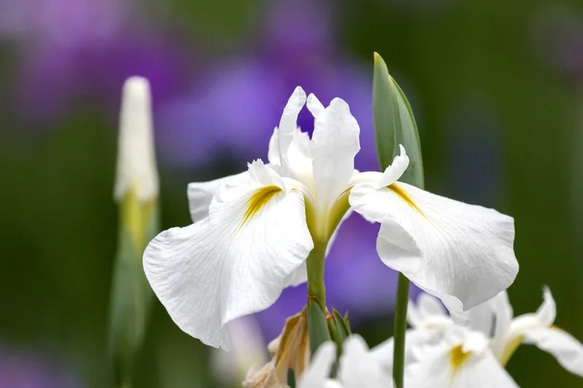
[349,178,518,317]
[339,335,394,388]
[405,329,518,388]
[187,171,248,222]
[310,95,360,214]
[298,342,338,388]
[522,327,583,377]
[144,162,313,348]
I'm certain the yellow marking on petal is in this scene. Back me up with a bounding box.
[450,345,471,375]
[241,185,283,227]
[389,183,427,218]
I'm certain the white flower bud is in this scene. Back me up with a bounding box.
[114,76,159,203]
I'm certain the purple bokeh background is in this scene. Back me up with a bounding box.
[1,0,409,356]
[0,346,82,388]
[154,0,407,339]
[155,0,378,170]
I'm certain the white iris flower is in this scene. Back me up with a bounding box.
[143,87,518,348]
[373,289,583,387]
[299,335,393,388]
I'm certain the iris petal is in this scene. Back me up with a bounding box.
[350,179,518,318]
[145,163,313,348]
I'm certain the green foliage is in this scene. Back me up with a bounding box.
[332,309,351,344]
[373,52,424,188]
[306,298,331,356]
[109,196,159,387]
[327,308,351,364]
[373,52,424,388]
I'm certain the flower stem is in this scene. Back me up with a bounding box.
[306,241,327,309]
[305,241,331,355]
[393,273,410,388]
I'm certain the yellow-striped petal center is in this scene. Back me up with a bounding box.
[389,183,427,218]
[241,185,283,227]
[450,344,471,375]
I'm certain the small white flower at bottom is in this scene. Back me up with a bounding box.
[372,288,583,387]
[299,335,393,388]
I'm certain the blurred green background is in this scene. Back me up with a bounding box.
[1,0,582,386]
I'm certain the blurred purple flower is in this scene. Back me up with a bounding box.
[13,33,190,123]
[0,346,82,388]
[157,0,377,171]
[2,0,409,340]
[156,0,407,339]
[0,0,124,46]
[2,0,190,124]
[158,61,376,170]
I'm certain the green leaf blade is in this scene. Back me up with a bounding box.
[332,309,351,343]
[373,52,401,171]
[306,298,331,356]
[373,52,424,189]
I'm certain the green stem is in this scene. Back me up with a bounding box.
[306,241,327,308]
[393,273,410,388]
[306,241,331,356]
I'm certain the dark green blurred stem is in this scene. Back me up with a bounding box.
[306,241,327,309]
[393,273,410,388]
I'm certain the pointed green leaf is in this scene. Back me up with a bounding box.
[327,314,341,348]
[332,309,351,343]
[373,53,401,171]
[373,52,424,189]
[306,298,331,356]
[393,80,424,189]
